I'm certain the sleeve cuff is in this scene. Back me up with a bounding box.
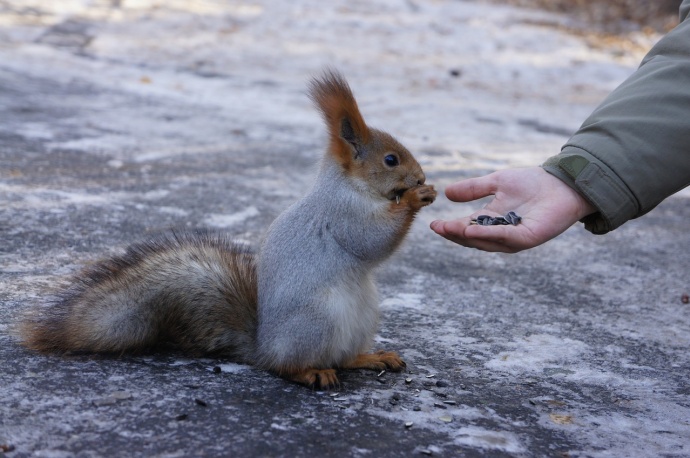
[541,147,639,234]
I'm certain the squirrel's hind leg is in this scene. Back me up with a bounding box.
[341,350,406,372]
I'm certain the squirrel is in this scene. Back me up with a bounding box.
[19,70,437,389]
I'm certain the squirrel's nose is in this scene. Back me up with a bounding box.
[416,172,426,186]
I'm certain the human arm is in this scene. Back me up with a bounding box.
[432,0,690,251]
[542,0,690,234]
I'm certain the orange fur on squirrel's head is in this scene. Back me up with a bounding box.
[309,69,426,202]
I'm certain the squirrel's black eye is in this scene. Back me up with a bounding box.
[384,154,399,167]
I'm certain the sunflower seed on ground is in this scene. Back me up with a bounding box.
[443,400,457,405]
[378,370,386,377]
[195,399,207,407]
[433,402,447,409]
[420,449,433,456]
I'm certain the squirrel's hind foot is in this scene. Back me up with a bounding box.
[342,350,407,372]
[284,368,340,390]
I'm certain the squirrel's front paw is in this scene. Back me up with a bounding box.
[402,184,437,209]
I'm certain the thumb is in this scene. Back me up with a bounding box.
[444,174,498,203]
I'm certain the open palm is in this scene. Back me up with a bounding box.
[430,167,596,253]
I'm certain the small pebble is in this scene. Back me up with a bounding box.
[195,398,208,407]
[413,406,422,412]
[435,380,448,388]
[212,366,222,374]
[405,378,413,384]
[439,415,453,423]
[175,414,188,421]
[405,421,414,429]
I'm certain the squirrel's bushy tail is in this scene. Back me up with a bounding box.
[20,232,258,361]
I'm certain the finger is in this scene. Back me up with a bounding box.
[444,174,499,203]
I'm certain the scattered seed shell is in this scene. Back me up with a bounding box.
[377,370,386,377]
[439,415,453,423]
[195,399,208,407]
[93,397,117,407]
[405,421,414,428]
[405,378,413,384]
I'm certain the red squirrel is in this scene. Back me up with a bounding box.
[20,70,437,389]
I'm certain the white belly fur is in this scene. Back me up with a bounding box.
[320,273,380,367]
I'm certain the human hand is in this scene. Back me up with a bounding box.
[430,167,596,253]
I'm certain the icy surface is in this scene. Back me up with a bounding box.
[1,0,689,457]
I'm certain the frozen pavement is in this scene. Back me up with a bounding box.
[1,1,689,456]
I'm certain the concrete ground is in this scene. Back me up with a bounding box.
[1,1,689,457]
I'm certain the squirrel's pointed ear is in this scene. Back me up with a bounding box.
[309,69,370,168]
[339,117,363,157]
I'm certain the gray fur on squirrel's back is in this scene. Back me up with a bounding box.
[20,232,257,361]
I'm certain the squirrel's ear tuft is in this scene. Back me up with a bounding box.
[309,69,370,167]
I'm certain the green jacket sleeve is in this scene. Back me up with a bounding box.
[542,0,690,234]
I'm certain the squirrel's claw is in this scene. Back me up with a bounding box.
[343,351,407,372]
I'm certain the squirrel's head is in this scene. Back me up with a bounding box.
[309,69,426,202]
